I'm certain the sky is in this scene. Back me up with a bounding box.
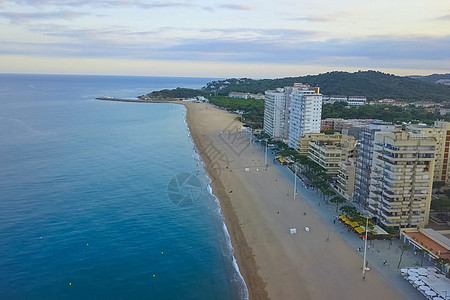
[1,0,449,78]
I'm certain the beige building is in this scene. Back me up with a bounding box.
[368,130,436,228]
[307,134,357,176]
[336,158,356,200]
[406,121,450,183]
[298,132,348,155]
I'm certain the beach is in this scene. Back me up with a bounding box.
[182,101,407,300]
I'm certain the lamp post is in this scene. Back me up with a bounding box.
[294,164,297,200]
[264,139,268,168]
[362,215,369,280]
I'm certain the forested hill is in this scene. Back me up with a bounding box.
[410,73,450,84]
[202,70,450,102]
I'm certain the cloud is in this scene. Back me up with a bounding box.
[436,14,450,21]
[290,16,336,22]
[219,4,255,11]
[1,19,449,70]
[0,11,88,24]
[10,0,199,9]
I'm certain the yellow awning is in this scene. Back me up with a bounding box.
[345,220,351,224]
[349,222,359,228]
[339,216,349,222]
[355,227,365,234]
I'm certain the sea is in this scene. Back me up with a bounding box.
[0,74,248,300]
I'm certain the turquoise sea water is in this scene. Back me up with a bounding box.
[0,74,247,299]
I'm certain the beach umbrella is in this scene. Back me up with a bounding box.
[418,276,427,280]
[419,285,430,291]
[425,290,437,297]
[410,268,419,272]
[408,270,418,276]
[304,227,310,232]
[401,268,408,273]
[413,280,424,286]
[417,268,428,276]
[408,275,418,282]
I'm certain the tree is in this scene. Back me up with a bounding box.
[330,196,346,213]
[340,205,357,218]
[434,258,450,275]
[322,188,336,203]
[415,249,428,267]
[398,245,411,268]
[433,181,446,192]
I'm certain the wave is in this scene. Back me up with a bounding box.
[183,106,249,300]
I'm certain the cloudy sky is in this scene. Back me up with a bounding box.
[1,0,449,78]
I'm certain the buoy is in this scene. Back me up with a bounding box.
[153,275,156,277]
[86,244,89,246]
[69,283,72,286]
[161,252,163,254]
[40,237,43,239]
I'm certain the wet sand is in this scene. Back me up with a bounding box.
[182,101,405,300]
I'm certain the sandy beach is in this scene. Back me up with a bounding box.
[182,101,406,300]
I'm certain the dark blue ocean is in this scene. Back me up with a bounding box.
[0,74,247,300]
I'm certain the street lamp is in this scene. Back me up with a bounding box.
[362,215,369,280]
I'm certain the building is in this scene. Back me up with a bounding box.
[307,134,357,176]
[336,158,356,200]
[228,92,251,99]
[367,130,436,228]
[406,121,450,183]
[263,89,286,141]
[353,122,396,209]
[298,132,347,154]
[288,84,322,149]
[322,95,367,106]
[347,96,367,106]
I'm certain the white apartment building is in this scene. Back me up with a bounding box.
[367,130,436,228]
[263,89,286,140]
[288,85,322,149]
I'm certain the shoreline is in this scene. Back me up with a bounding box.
[181,101,269,300]
[179,101,410,300]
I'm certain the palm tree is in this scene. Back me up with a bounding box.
[323,189,336,203]
[434,258,450,276]
[415,249,428,267]
[330,196,346,213]
[398,245,411,268]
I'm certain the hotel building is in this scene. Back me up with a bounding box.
[367,130,436,228]
[353,122,396,209]
[406,121,450,183]
[288,84,322,149]
[263,89,286,141]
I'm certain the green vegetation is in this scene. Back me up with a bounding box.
[412,73,450,84]
[138,87,205,100]
[203,70,450,102]
[322,101,448,124]
[208,96,264,129]
[330,196,346,213]
[398,245,411,268]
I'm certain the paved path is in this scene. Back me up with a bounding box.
[264,150,426,300]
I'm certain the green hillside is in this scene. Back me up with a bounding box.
[203,70,450,102]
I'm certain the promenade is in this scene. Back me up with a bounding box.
[270,146,427,300]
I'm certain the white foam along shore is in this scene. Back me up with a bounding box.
[183,103,250,299]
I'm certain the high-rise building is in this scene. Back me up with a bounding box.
[288,84,322,149]
[406,121,450,183]
[353,122,396,209]
[367,130,436,228]
[263,89,286,140]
